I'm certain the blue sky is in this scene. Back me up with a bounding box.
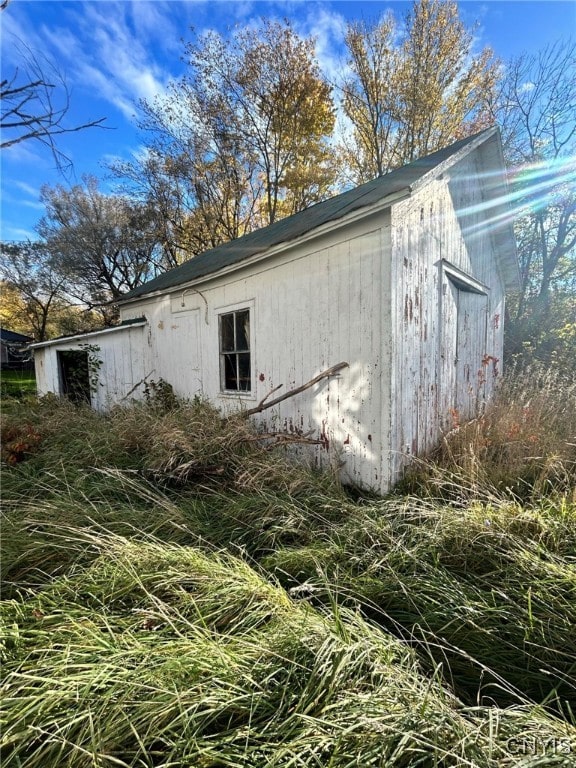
[1,0,575,242]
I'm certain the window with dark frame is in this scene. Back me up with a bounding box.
[219,309,251,392]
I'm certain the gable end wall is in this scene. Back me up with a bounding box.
[389,150,506,483]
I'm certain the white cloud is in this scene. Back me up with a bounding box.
[298,6,348,84]
[130,0,182,56]
[79,3,172,104]
[21,200,45,211]
[2,139,48,167]
[3,1,177,125]
[2,226,36,241]
[13,181,40,198]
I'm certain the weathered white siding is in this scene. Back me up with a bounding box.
[34,324,149,411]
[122,215,392,490]
[388,149,506,482]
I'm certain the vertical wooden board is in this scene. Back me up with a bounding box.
[387,215,401,482]
[344,232,374,485]
[33,349,48,394]
[119,334,131,398]
[454,290,488,419]
[155,309,202,399]
[128,327,147,397]
[438,275,459,430]
[378,216,393,489]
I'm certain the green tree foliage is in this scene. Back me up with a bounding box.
[341,0,498,182]
[488,39,576,365]
[115,19,336,259]
[37,176,163,320]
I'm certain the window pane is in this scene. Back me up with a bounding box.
[235,310,250,351]
[219,308,251,392]
[220,313,235,352]
[223,353,238,390]
[237,353,251,391]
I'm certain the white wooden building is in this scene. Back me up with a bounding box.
[32,128,517,493]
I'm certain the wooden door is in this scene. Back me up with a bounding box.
[439,272,488,428]
[156,309,203,399]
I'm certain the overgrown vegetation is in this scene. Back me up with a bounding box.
[1,365,575,766]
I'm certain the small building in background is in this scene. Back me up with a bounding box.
[32,127,518,493]
[1,328,34,370]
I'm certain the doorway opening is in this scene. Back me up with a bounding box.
[58,350,91,404]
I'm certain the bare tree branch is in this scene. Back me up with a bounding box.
[241,362,349,418]
[0,35,107,171]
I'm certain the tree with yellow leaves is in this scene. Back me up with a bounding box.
[116,19,336,260]
[341,0,498,182]
[0,242,100,341]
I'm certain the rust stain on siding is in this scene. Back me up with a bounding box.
[320,420,330,451]
[404,294,414,323]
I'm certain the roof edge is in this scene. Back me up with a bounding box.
[118,187,411,305]
[119,127,504,303]
[409,126,499,195]
[30,319,148,350]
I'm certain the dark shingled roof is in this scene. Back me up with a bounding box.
[121,128,501,302]
[1,328,33,343]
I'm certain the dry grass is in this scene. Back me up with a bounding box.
[401,364,576,501]
[1,366,575,765]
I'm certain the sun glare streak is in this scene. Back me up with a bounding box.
[455,156,576,238]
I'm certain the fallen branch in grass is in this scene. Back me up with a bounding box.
[120,371,156,401]
[243,430,324,450]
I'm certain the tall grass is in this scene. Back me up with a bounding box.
[2,530,574,767]
[1,364,575,765]
[265,495,576,714]
[401,364,576,502]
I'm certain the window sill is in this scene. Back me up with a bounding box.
[218,390,257,401]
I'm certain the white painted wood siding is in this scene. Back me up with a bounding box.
[33,324,150,411]
[389,149,506,483]
[122,216,392,491]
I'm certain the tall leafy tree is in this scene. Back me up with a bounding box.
[221,20,336,223]
[341,0,498,182]
[0,241,68,341]
[37,177,163,320]
[116,19,336,259]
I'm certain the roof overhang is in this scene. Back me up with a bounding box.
[118,189,411,306]
[29,319,148,350]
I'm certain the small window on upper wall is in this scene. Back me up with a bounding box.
[219,309,251,392]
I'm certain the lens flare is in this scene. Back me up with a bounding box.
[455,155,576,240]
